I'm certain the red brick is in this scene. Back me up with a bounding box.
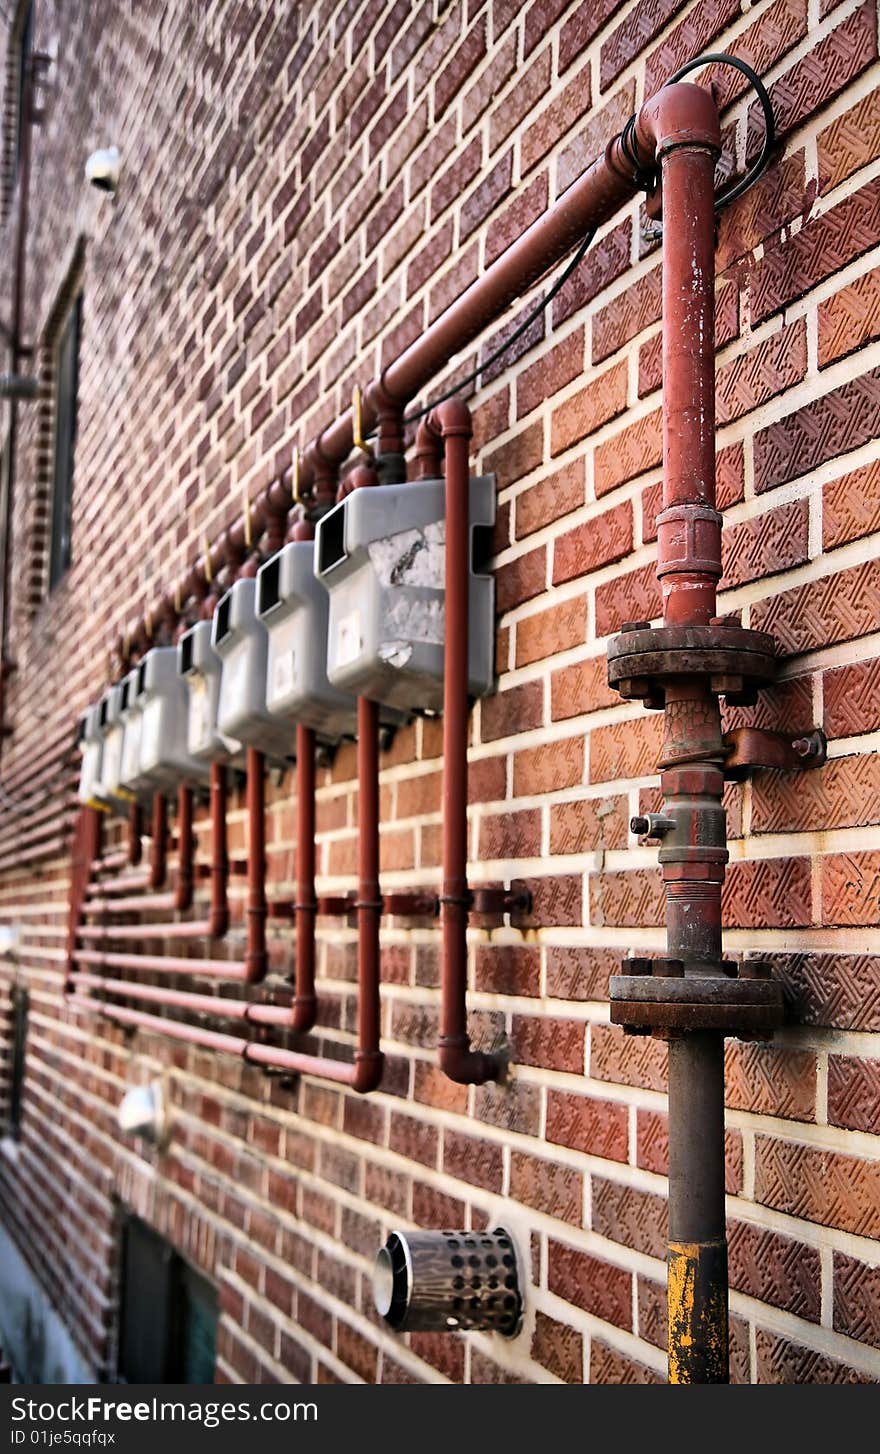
[592,1178,667,1259]
[592,269,662,364]
[553,500,633,584]
[590,715,662,784]
[480,680,544,742]
[514,734,585,796]
[515,596,587,668]
[486,171,548,266]
[752,560,880,656]
[818,84,880,190]
[485,421,543,485]
[756,1136,880,1238]
[442,1129,503,1192]
[821,851,880,927]
[643,0,741,94]
[723,856,812,929]
[725,1041,816,1122]
[515,458,585,539]
[546,1091,629,1162]
[558,0,622,73]
[594,562,662,637]
[549,793,628,855]
[824,658,880,739]
[510,1014,585,1074]
[489,46,551,154]
[594,409,662,495]
[552,222,631,329]
[550,359,628,457]
[475,945,540,998]
[823,458,880,549]
[531,1311,583,1384]
[590,1023,668,1093]
[721,498,809,589]
[750,178,880,325]
[434,20,486,119]
[557,88,635,195]
[819,265,880,366]
[667,0,807,110]
[545,945,618,1001]
[495,545,546,614]
[777,950,880,1032]
[716,320,807,425]
[717,150,809,271]
[828,1056,880,1133]
[517,328,585,418]
[460,150,514,240]
[833,1252,880,1347]
[728,1221,821,1321]
[751,753,880,835]
[600,1,684,90]
[548,1239,632,1328]
[755,1327,875,1384]
[521,72,593,175]
[478,806,541,860]
[551,655,619,721]
[510,1153,583,1225]
[590,1342,663,1384]
[590,866,664,928]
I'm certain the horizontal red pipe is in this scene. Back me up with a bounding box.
[77,921,213,941]
[73,948,250,981]
[73,973,250,1019]
[86,871,152,895]
[84,891,177,914]
[68,996,247,1055]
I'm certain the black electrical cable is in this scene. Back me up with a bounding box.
[667,53,776,209]
[372,52,775,434]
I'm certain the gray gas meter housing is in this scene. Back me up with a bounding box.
[95,682,134,815]
[133,647,207,789]
[178,620,244,765]
[212,578,295,763]
[314,474,496,713]
[77,702,106,809]
[118,667,150,799]
[257,542,358,743]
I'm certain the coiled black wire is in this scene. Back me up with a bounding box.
[379,52,775,432]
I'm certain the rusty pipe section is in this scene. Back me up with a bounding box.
[244,748,268,984]
[174,783,194,913]
[426,403,504,1085]
[292,720,318,1032]
[209,761,229,938]
[127,802,143,866]
[149,793,167,890]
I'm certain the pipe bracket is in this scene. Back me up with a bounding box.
[722,727,827,780]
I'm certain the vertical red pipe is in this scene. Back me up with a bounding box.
[174,782,194,913]
[127,801,142,866]
[149,792,167,889]
[208,761,228,937]
[292,721,318,1032]
[244,747,267,983]
[432,403,503,1085]
[354,695,383,1092]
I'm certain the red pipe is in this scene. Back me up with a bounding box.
[78,921,212,941]
[244,747,267,984]
[208,761,229,938]
[353,695,384,1092]
[426,403,503,1085]
[127,801,143,865]
[72,948,250,981]
[64,808,101,992]
[149,793,167,889]
[291,720,318,1032]
[174,783,194,912]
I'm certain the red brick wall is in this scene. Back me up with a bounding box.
[0,0,879,1384]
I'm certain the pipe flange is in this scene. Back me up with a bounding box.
[609,959,784,1036]
[607,623,777,708]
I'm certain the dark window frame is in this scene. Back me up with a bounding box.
[48,291,82,591]
[118,1215,218,1384]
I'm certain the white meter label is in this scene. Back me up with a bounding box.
[336,610,362,668]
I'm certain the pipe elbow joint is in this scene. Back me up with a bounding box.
[428,398,472,439]
[289,994,318,1035]
[438,1036,505,1086]
[208,908,229,939]
[352,1050,384,1095]
[636,81,721,160]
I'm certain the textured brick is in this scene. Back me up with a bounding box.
[590,1342,663,1384]
[755,1328,877,1384]
[721,497,809,589]
[515,596,587,669]
[746,1,878,161]
[756,1136,880,1238]
[550,359,628,457]
[778,951,880,1032]
[594,409,662,496]
[496,546,546,614]
[521,72,593,175]
[515,459,585,539]
[751,560,880,656]
[723,856,812,929]
[725,1041,816,1122]
[531,1311,583,1384]
[819,83,880,190]
[592,1178,667,1260]
[478,807,541,860]
[819,265,880,367]
[590,867,665,929]
[751,753,880,835]
[545,945,618,1001]
[434,20,486,120]
[442,1129,503,1193]
[552,222,631,329]
[553,500,633,584]
[728,1221,821,1321]
[558,0,621,73]
[594,562,662,637]
[824,658,880,739]
[510,1153,583,1225]
[643,0,741,95]
[590,1023,668,1093]
[716,321,807,425]
[821,852,880,927]
[545,1091,629,1163]
[751,179,880,325]
[828,1056,880,1134]
[551,654,619,721]
[479,676,545,743]
[548,1239,632,1328]
[600,1,684,89]
[549,793,628,856]
[514,733,585,796]
[590,715,663,784]
[823,459,880,549]
[833,1252,880,1347]
[510,1015,586,1074]
[593,269,662,364]
[517,328,584,418]
[716,150,808,271]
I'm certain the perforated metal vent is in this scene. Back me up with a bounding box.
[373,1228,522,1335]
